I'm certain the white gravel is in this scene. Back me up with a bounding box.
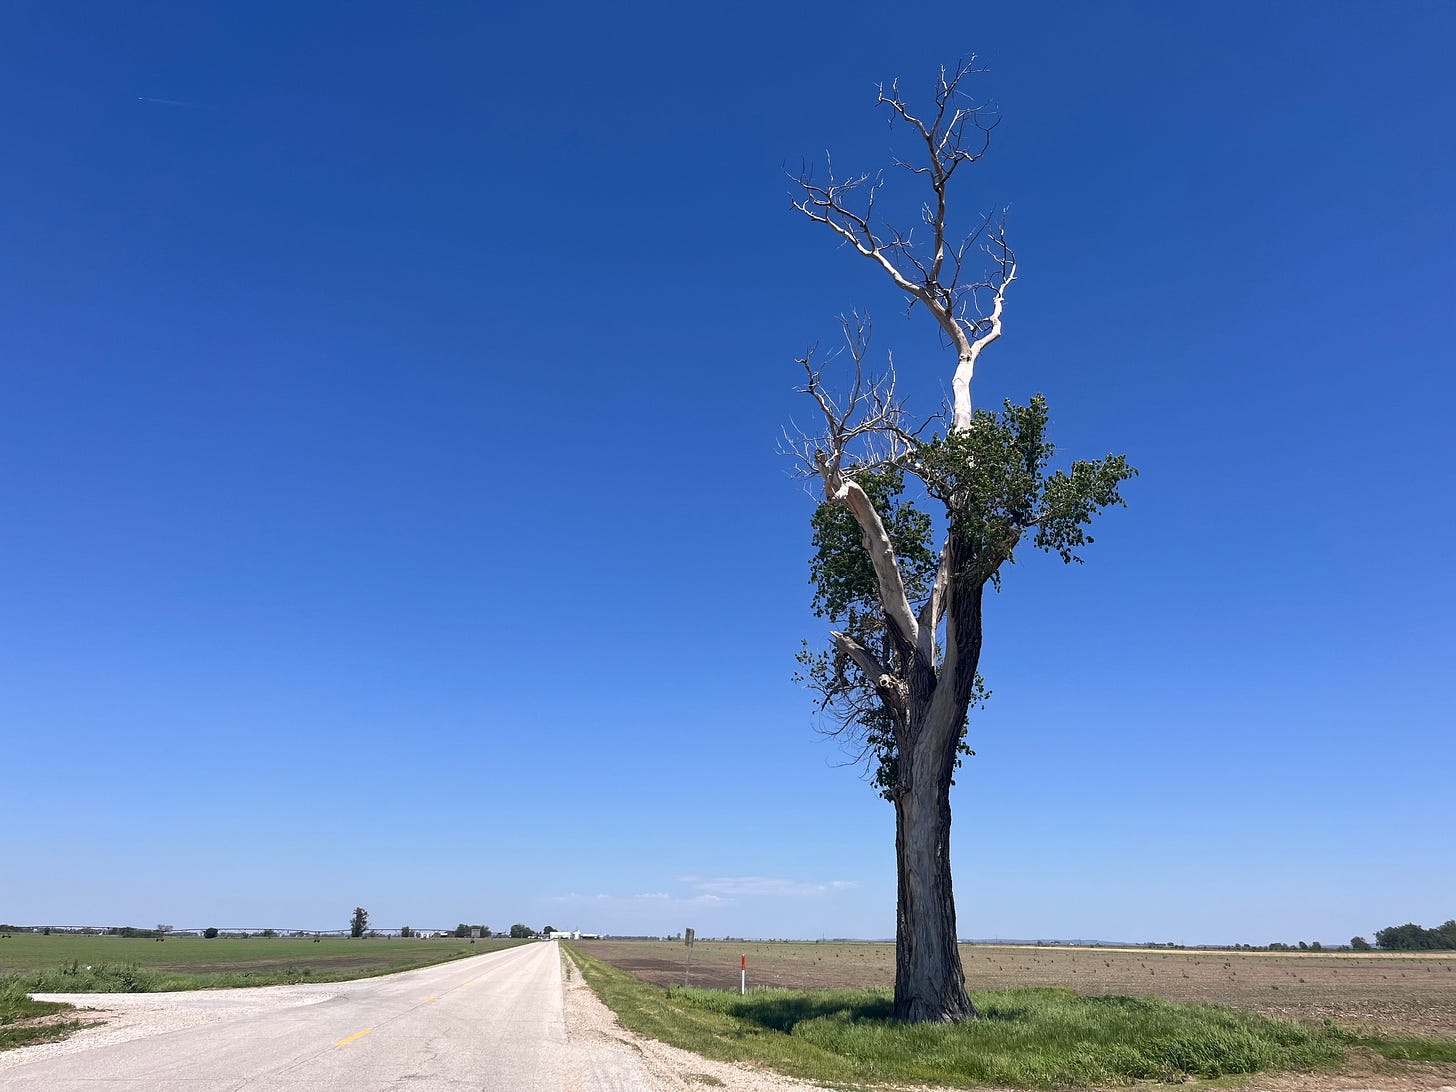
[0,983,337,1072]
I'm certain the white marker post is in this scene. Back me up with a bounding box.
[740,953,746,995]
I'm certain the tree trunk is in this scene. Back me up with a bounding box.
[892,737,975,1022]
[891,566,982,1023]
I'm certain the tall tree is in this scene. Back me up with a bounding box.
[789,59,1135,1022]
[350,906,369,939]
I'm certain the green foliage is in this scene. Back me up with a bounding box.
[349,906,368,939]
[509,923,534,939]
[203,927,219,939]
[808,466,937,623]
[802,395,1135,800]
[1373,919,1456,950]
[1350,935,1371,950]
[912,396,1135,571]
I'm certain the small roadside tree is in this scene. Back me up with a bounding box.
[788,59,1134,1022]
[350,907,369,939]
[1350,936,1371,950]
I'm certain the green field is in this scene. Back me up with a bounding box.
[0,933,525,993]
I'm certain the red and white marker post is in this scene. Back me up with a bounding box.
[740,953,746,995]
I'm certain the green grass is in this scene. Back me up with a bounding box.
[0,934,524,993]
[567,945,1360,1088]
[0,987,85,1051]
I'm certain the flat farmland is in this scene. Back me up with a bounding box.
[576,940,1456,1038]
[0,934,525,990]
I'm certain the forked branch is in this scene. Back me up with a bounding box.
[791,56,1015,431]
[789,314,923,654]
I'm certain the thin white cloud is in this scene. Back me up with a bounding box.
[549,878,854,909]
[550,890,727,907]
[682,876,858,898]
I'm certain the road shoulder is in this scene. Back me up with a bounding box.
[559,947,829,1091]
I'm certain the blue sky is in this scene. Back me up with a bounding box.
[2,2,1452,945]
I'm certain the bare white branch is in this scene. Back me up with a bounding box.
[950,225,1015,431]
[830,630,904,706]
[788,315,923,653]
[916,537,952,663]
[792,56,1014,431]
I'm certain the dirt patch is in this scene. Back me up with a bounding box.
[3,1011,102,1032]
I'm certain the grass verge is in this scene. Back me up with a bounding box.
[567,944,1364,1088]
[0,987,86,1052]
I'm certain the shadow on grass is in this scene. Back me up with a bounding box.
[703,989,1042,1034]
[726,992,893,1032]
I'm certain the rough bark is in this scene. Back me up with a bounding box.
[891,576,982,1022]
[893,762,974,1022]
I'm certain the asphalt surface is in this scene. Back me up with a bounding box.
[0,940,648,1090]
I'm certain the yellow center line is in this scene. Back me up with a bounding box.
[424,995,439,1003]
[335,1027,373,1048]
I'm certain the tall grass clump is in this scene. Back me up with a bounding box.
[13,961,160,993]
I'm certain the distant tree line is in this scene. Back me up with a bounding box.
[1373,919,1456,950]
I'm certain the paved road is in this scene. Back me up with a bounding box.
[0,941,649,1091]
